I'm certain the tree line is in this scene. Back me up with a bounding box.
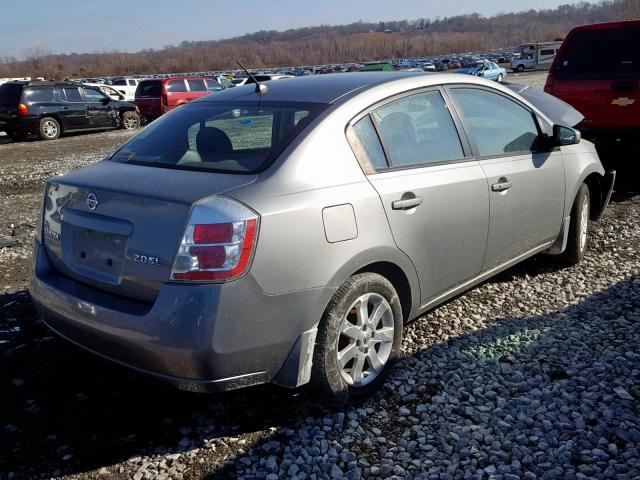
[1,0,638,79]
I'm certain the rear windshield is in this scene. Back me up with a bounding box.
[136,81,162,97]
[0,83,23,106]
[110,101,327,174]
[556,26,640,79]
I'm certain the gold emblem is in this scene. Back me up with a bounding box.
[611,97,635,107]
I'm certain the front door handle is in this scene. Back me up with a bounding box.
[491,177,512,192]
[392,195,423,210]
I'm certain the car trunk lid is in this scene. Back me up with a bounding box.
[42,160,257,303]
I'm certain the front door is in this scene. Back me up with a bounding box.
[81,87,115,128]
[351,89,490,306]
[447,86,565,270]
[60,86,89,130]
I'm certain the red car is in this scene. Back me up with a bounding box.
[135,77,222,121]
[544,20,640,149]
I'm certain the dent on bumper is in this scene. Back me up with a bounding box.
[30,242,333,392]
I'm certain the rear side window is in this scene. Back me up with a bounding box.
[136,81,162,97]
[556,26,640,78]
[450,88,539,156]
[0,83,24,105]
[187,79,207,92]
[128,79,137,86]
[63,87,83,102]
[110,101,327,174]
[347,116,388,173]
[371,91,465,167]
[111,79,127,86]
[167,80,187,93]
[23,87,55,103]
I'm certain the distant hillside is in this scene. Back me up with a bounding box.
[1,0,638,79]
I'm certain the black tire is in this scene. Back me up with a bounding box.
[311,272,403,404]
[558,183,590,266]
[517,65,525,72]
[120,111,140,130]
[38,117,60,140]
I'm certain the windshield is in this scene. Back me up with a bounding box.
[110,101,327,174]
[556,26,640,79]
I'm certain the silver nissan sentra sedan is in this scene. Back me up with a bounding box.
[30,73,615,403]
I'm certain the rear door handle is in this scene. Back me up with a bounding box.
[392,196,423,210]
[491,177,512,192]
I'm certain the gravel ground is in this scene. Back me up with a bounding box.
[1,76,639,479]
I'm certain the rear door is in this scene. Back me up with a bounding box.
[165,79,189,110]
[351,88,490,306]
[186,78,209,101]
[447,86,565,270]
[81,87,116,128]
[60,86,89,130]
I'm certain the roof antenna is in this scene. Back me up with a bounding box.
[236,59,268,95]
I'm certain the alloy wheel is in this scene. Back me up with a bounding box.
[335,293,395,387]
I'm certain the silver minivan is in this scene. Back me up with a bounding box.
[31,73,614,403]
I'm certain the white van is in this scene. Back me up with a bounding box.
[511,42,562,72]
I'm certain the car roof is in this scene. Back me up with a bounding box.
[195,72,433,104]
[568,19,640,33]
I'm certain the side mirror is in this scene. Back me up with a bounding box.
[553,125,581,146]
[101,97,111,104]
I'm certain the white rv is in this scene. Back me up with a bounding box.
[510,42,562,72]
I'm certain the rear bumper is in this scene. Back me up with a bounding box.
[30,241,333,392]
[0,117,39,135]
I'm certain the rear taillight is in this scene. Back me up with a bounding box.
[17,103,28,116]
[170,197,259,283]
[544,74,555,94]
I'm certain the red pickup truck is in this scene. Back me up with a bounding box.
[544,20,639,151]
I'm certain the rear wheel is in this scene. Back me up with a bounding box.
[121,111,140,130]
[38,117,60,140]
[558,183,590,266]
[311,273,403,404]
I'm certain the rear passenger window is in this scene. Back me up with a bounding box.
[24,88,55,103]
[347,116,388,172]
[167,80,187,93]
[63,87,83,102]
[450,88,539,156]
[371,91,465,167]
[187,79,207,92]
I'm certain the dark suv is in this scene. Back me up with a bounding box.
[0,81,141,141]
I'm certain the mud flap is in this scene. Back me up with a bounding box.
[272,326,318,388]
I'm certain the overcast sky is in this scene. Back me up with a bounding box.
[0,0,588,58]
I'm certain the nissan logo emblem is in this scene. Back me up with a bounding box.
[86,193,99,211]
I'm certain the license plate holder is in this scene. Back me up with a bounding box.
[72,227,127,281]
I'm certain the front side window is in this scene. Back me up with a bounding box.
[63,87,83,102]
[187,79,207,92]
[206,79,222,92]
[110,101,327,174]
[450,88,539,156]
[371,90,465,167]
[167,80,187,93]
[82,88,107,103]
[128,79,137,86]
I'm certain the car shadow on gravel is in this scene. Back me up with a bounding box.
[0,290,337,478]
[1,274,638,479]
